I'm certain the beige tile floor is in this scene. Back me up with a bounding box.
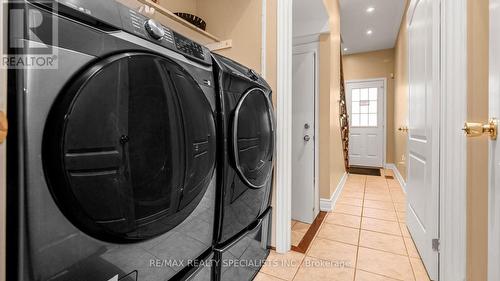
[257,172,432,281]
[291,220,312,246]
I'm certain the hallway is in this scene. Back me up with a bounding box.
[257,172,430,281]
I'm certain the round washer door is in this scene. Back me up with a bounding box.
[232,88,275,188]
[43,53,216,242]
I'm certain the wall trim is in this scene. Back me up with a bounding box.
[275,0,293,254]
[385,163,407,194]
[319,172,348,212]
[439,0,467,280]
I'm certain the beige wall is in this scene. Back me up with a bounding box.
[197,0,262,72]
[319,34,332,199]
[319,0,344,199]
[159,0,197,15]
[394,6,409,180]
[466,0,489,279]
[342,49,396,165]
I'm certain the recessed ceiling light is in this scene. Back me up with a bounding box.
[366,7,375,13]
[343,48,348,51]
[366,30,373,35]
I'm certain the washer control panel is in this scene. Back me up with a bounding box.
[119,6,210,65]
[50,0,211,65]
[173,32,205,61]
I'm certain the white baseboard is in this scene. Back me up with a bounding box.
[385,163,407,193]
[320,172,348,212]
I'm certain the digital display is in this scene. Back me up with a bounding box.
[174,33,205,60]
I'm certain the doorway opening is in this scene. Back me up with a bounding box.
[288,0,330,251]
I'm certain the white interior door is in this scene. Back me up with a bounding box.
[291,51,316,224]
[489,1,500,280]
[346,80,385,168]
[407,0,440,279]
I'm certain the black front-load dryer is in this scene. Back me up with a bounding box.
[212,54,275,245]
[211,54,274,281]
[7,0,216,280]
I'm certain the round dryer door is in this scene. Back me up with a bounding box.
[232,88,275,188]
[43,53,216,242]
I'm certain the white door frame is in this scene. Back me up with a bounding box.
[407,0,468,279]
[275,0,293,253]
[435,0,467,279]
[292,39,321,222]
[345,78,387,168]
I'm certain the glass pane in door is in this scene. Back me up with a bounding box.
[351,87,378,128]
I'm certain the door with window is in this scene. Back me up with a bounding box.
[346,80,385,168]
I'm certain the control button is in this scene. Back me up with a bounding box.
[144,19,165,40]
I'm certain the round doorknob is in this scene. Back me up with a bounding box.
[398,126,409,133]
[463,119,498,140]
[304,135,311,142]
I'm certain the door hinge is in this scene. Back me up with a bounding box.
[432,238,440,252]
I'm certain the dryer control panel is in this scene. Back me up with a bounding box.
[119,7,210,65]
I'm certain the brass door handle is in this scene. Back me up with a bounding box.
[463,118,497,140]
[398,126,409,133]
[0,111,7,144]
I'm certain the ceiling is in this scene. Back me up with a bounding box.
[293,0,329,38]
[340,0,406,55]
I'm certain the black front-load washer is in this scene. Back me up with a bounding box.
[211,54,274,281]
[7,0,216,280]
